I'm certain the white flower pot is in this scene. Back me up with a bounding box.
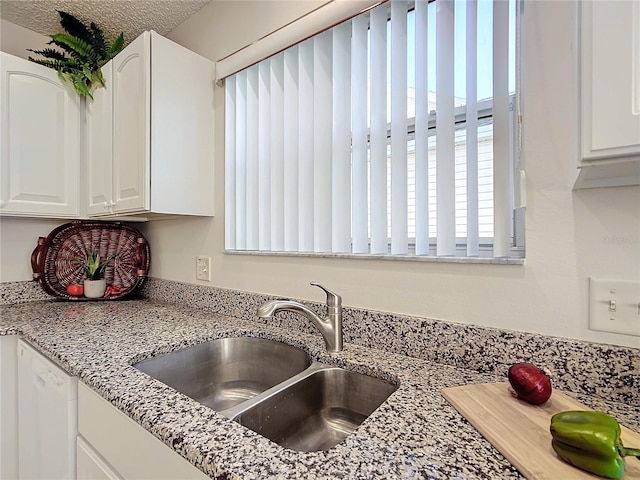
[83,279,107,298]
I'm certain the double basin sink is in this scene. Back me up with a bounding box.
[134,337,398,452]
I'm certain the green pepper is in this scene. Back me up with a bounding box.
[550,411,640,479]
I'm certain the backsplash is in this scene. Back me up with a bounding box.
[140,278,640,408]
[2,278,638,407]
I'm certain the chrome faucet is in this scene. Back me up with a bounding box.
[257,282,343,352]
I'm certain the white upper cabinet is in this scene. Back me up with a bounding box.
[87,31,215,217]
[0,53,81,217]
[576,1,640,188]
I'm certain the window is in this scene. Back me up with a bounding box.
[225,0,523,260]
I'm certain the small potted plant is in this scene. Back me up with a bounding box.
[76,249,113,298]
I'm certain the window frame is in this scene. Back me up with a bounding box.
[223,0,525,263]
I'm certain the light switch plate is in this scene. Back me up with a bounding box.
[589,278,640,336]
[196,256,211,281]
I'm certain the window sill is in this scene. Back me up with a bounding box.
[224,250,525,265]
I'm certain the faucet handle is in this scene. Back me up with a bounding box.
[310,282,341,307]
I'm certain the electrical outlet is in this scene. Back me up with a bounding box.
[589,278,640,336]
[196,256,211,281]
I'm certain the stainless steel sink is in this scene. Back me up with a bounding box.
[232,366,398,451]
[134,337,397,452]
[134,337,311,411]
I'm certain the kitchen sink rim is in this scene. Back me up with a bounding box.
[127,332,402,385]
[129,333,400,451]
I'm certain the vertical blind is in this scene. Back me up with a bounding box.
[225,0,520,258]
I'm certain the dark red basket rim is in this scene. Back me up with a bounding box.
[31,220,150,301]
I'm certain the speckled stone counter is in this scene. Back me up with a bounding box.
[1,298,639,479]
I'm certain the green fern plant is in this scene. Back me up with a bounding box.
[27,11,124,99]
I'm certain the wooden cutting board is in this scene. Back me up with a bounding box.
[442,382,640,480]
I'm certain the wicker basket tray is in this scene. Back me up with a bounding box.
[31,221,150,301]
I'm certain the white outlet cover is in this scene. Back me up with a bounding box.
[589,278,640,336]
[196,256,211,281]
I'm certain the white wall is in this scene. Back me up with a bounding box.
[0,218,67,280]
[158,0,640,348]
[1,3,638,349]
[0,19,49,59]
[163,0,327,63]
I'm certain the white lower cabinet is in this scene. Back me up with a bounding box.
[77,436,123,480]
[78,382,209,480]
[5,338,205,480]
[0,336,18,479]
[17,339,78,479]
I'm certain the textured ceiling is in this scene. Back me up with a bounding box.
[1,0,212,46]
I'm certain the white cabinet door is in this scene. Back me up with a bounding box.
[112,32,151,214]
[86,61,114,216]
[0,52,80,217]
[78,382,209,480]
[581,0,640,160]
[17,339,78,480]
[577,1,640,188]
[0,336,18,480]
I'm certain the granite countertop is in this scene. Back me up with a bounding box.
[1,299,638,479]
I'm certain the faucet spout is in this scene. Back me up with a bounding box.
[257,283,343,352]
